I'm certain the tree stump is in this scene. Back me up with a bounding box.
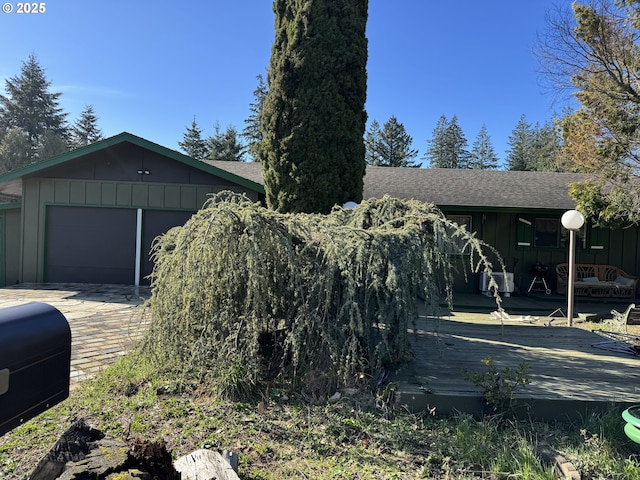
[28,420,180,480]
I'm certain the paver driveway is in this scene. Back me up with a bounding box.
[0,283,150,384]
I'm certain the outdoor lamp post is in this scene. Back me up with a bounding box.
[561,210,585,327]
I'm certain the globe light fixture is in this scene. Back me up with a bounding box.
[561,210,585,326]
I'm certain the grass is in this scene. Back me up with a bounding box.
[1,350,640,479]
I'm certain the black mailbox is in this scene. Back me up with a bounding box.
[0,302,71,436]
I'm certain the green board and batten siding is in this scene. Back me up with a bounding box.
[20,177,258,284]
[442,209,639,294]
[0,133,265,285]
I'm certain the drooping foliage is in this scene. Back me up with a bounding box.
[143,192,502,399]
[259,0,368,213]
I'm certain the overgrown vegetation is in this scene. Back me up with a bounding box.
[2,353,640,479]
[142,192,502,400]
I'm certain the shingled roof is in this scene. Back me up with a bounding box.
[208,161,593,212]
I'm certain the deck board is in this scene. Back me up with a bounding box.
[404,311,640,410]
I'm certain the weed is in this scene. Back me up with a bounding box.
[462,355,531,413]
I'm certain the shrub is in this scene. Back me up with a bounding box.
[141,192,501,399]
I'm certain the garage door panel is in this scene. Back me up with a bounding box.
[141,210,194,285]
[46,206,137,284]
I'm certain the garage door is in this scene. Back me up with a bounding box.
[46,206,137,284]
[141,210,194,285]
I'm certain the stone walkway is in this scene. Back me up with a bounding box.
[0,283,150,384]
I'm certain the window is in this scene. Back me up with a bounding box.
[518,216,589,250]
[534,218,560,248]
[444,214,472,254]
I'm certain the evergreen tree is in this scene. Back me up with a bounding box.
[208,123,245,162]
[37,129,68,160]
[0,54,68,161]
[506,115,533,171]
[531,120,562,172]
[0,128,30,173]
[70,105,103,149]
[469,124,499,169]
[242,74,268,162]
[364,120,384,166]
[425,115,470,168]
[373,116,419,167]
[259,0,368,213]
[424,115,450,167]
[179,116,210,161]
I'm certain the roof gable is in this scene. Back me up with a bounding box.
[0,132,265,197]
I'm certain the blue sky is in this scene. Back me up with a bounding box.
[0,1,572,167]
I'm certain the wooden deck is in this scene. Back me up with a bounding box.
[395,298,640,420]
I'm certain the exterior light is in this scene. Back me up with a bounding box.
[561,210,585,327]
[561,210,585,231]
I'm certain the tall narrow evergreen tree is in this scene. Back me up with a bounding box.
[364,120,383,166]
[531,120,562,172]
[506,114,534,171]
[179,116,210,161]
[445,116,471,169]
[469,124,499,169]
[424,115,450,167]
[259,0,368,213]
[242,74,268,162]
[425,115,470,168]
[70,105,103,149]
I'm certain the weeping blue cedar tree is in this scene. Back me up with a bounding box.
[141,192,504,400]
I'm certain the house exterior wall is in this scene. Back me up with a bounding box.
[20,177,259,283]
[445,209,640,295]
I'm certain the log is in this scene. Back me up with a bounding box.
[174,449,241,480]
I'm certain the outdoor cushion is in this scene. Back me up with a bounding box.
[615,276,636,287]
[581,277,600,283]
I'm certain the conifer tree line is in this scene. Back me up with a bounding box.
[2,53,565,175]
[0,47,564,175]
[0,54,104,174]
[182,68,565,171]
[182,69,564,171]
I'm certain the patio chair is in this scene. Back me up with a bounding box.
[592,330,640,356]
[611,304,640,331]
